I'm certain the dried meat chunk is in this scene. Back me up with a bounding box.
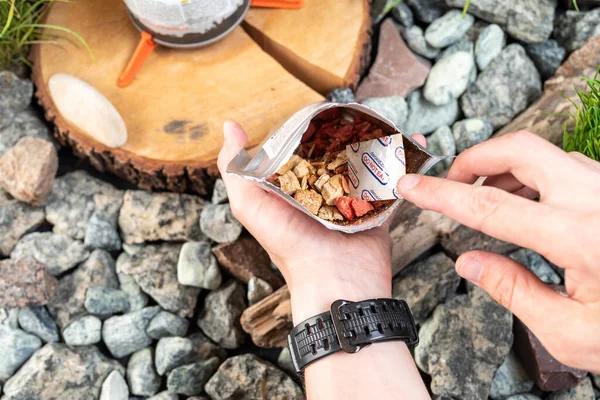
[279,170,301,195]
[351,199,374,217]
[294,190,323,215]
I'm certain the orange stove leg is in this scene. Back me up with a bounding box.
[118,31,157,88]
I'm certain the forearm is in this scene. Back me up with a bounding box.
[289,275,430,400]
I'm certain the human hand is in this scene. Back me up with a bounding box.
[396,131,600,373]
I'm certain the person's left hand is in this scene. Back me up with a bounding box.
[217,121,425,322]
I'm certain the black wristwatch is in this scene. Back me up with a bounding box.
[287,298,419,373]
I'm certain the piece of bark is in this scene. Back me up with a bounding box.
[0,257,57,308]
[240,285,292,348]
[244,0,371,94]
[440,224,519,260]
[212,236,284,290]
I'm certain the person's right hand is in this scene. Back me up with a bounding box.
[396,131,600,374]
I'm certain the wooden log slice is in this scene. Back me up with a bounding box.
[30,0,371,194]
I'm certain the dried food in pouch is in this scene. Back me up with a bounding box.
[227,103,448,233]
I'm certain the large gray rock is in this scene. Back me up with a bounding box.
[199,204,243,244]
[361,96,408,128]
[197,280,247,349]
[146,310,189,339]
[116,253,148,312]
[166,357,220,396]
[100,370,129,400]
[415,286,513,399]
[424,44,476,106]
[118,190,205,244]
[554,9,600,53]
[0,71,33,130]
[490,351,534,399]
[102,306,160,358]
[547,377,595,400]
[406,0,448,23]
[85,286,130,316]
[177,241,222,290]
[18,306,59,343]
[403,26,440,59]
[391,1,414,27]
[461,44,541,129]
[2,343,124,400]
[84,209,122,251]
[452,118,494,153]
[45,171,123,240]
[11,232,89,276]
[425,10,474,48]
[475,24,506,70]
[0,109,53,156]
[127,347,162,397]
[525,39,566,80]
[155,336,195,376]
[63,315,102,346]
[0,190,45,256]
[404,90,460,134]
[118,243,201,318]
[509,248,561,284]
[445,0,556,43]
[205,354,304,400]
[47,249,119,330]
[0,326,42,380]
[392,253,461,325]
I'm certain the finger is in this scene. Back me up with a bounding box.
[396,174,573,257]
[513,186,539,200]
[456,251,577,348]
[447,131,576,193]
[411,134,427,148]
[483,173,525,193]
[569,151,600,172]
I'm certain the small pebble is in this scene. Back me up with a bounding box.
[102,306,160,358]
[425,10,474,48]
[127,347,162,397]
[166,357,220,396]
[17,306,59,343]
[326,88,355,104]
[177,241,222,290]
[199,204,243,244]
[100,370,129,400]
[247,277,273,305]
[475,24,506,70]
[403,26,440,59]
[452,118,494,153]
[63,315,102,346]
[147,391,179,400]
[146,310,189,339]
[361,96,408,128]
[84,286,130,316]
[0,325,42,380]
[211,179,228,204]
[155,336,194,376]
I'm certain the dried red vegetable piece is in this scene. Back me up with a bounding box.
[334,196,355,221]
[315,108,340,121]
[301,122,317,143]
[351,199,374,217]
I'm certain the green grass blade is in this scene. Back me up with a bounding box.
[21,23,95,61]
[462,0,472,17]
[0,0,16,37]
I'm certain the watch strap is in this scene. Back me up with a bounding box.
[287,298,418,373]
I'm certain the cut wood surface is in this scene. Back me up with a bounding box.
[244,0,370,94]
[31,0,370,194]
[239,37,600,348]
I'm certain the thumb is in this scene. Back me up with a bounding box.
[455,251,573,340]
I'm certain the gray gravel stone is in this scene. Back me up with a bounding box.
[452,118,494,153]
[554,9,600,53]
[407,0,447,23]
[506,396,543,400]
[464,20,490,42]
[548,377,595,400]
[47,249,119,330]
[17,306,59,343]
[11,232,89,276]
[525,39,566,80]
[277,347,296,376]
[119,190,205,244]
[85,286,130,316]
[116,253,149,312]
[0,109,53,157]
[85,210,122,251]
[123,243,144,256]
[403,26,441,59]
[188,331,227,362]
[100,370,129,400]
[177,241,222,290]
[0,190,45,257]
[428,125,457,157]
[0,326,42,380]
[155,336,195,376]
[415,285,513,399]
[63,315,102,346]
[200,204,243,244]
[45,170,123,240]
[461,44,541,128]
[118,243,201,318]
[211,178,228,204]
[248,277,274,305]
[147,391,179,400]
[2,343,124,400]
[404,90,460,134]
[167,357,220,396]
[424,45,475,105]
[102,306,160,358]
[146,310,189,339]
[509,248,561,284]
[326,87,356,103]
[446,0,555,43]
[391,1,414,27]
[490,350,534,400]
[475,24,506,70]
[425,10,474,48]
[361,96,409,128]
[0,71,33,130]
[592,373,600,388]
[0,307,19,328]
[392,253,461,325]
[197,280,247,349]
[127,347,162,397]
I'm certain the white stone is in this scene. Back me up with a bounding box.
[100,370,129,400]
[424,52,475,106]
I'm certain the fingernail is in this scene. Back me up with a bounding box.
[398,174,420,192]
[457,258,482,284]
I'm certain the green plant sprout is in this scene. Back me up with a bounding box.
[563,69,600,162]
[0,0,94,69]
